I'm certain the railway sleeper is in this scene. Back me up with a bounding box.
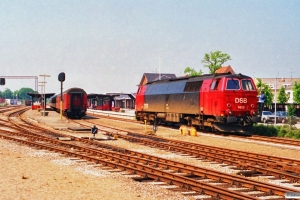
[237,170,263,177]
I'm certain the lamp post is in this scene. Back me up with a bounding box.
[274,77,277,125]
[39,74,51,116]
[38,83,44,109]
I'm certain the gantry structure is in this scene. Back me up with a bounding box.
[0,76,38,92]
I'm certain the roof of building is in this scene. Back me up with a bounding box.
[27,93,55,99]
[139,73,176,85]
[88,93,135,100]
[215,65,235,74]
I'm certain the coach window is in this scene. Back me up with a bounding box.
[226,79,240,90]
[210,79,220,90]
[242,79,255,90]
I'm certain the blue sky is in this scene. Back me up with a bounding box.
[0,0,299,94]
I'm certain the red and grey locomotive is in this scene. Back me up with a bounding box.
[49,87,88,119]
[135,73,260,133]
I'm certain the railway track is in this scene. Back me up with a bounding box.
[73,117,300,182]
[88,111,300,148]
[1,107,298,199]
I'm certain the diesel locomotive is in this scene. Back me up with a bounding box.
[135,73,261,133]
[49,87,88,119]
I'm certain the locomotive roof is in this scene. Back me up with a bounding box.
[49,87,87,99]
[146,73,251,85]
[63,87,86,93]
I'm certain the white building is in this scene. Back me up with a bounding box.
[254,77,300,103]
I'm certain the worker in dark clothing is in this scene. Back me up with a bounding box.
[258,91,265,116]
[91,125,98,138]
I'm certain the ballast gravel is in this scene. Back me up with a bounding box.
[1,111,300,199]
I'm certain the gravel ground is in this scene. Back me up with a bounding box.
[1,110,300,200]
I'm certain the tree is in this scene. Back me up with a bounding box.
[2,88,13,99]
[254,79,273,106]
[18,88,35,100]
[287,104,297,127]
[201,50,232,74]
[262,85,274,106]
[277,86,289,104]
[293,81,300,104]
[183,67,203,76]
[255,78,266,93]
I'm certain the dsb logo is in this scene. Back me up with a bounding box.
[235,98,247,103]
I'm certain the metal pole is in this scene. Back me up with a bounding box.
[274,77,277,125]
[39,74,51,117]
[60,81,63,120]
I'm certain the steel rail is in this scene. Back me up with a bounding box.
[0,133,258,200]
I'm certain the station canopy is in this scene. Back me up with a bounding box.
[87,93,119,99]
[27,93,55,99]
[87,93,135,100]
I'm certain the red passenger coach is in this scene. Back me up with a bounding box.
[49,88,88,119]
[135,73,260,134]
[87,94,120,111]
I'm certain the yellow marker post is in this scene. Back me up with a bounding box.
[60,101,62,120]
[144,120,147,133]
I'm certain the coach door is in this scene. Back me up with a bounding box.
[71,93,82,110]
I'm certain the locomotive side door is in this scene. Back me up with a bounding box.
[135,86,146,111]
[210,79,222,115]
[200,80,212,114]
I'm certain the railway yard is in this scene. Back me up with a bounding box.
[1,106,300,200]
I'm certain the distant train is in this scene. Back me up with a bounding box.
[49,87,88,119]
[135,73,261,133]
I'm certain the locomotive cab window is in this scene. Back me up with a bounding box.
[210,79,220,90]
[242,79,255,90]
[226,79,240,90]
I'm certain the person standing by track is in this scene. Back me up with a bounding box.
[258,91,265,116]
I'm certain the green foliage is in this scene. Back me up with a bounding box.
[287,104,296,118]
[262,85,274,106]
[252,124,277,136]
[277,86,289,104]
[293,81,300,104]
[253,123,300,139]
[255,79,274,105]
[184,67,203,76]
[256,78,265,93]
[201,50,232,74]
[2,88,13,99]
[18,88,35,100]
[0,87,34,100]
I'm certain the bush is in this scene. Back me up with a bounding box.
[253,123,300,139]
[253,124,277,136]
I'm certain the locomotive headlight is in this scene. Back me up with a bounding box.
[250,109,256,116]
[226,109,232,116]
[227,103,231,107]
